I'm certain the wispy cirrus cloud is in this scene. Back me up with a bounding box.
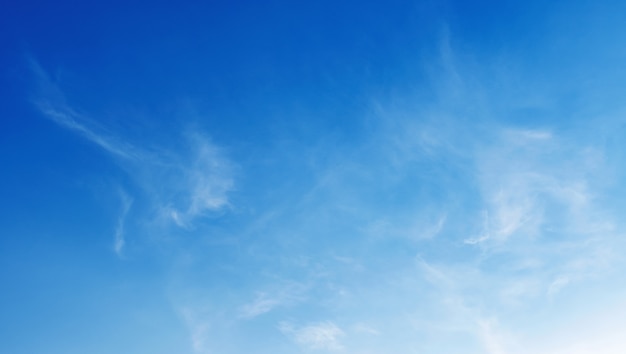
[29,60,144,161]
[238,282,306,319]
[30,60,238,353]
[279,321,345,351]
[113,190,133,257]
[36,103,142,160]
[238,292,281,319]
[180,307,211,354]
[163,134,235,229]
[29,59,235,235]
[344,31,626,354]
[22,18,626,354]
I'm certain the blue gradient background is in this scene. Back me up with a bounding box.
[2,1,626,353]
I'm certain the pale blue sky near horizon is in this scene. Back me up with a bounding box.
[2,1,626,353]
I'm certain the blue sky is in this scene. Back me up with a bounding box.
[3,1,626,353]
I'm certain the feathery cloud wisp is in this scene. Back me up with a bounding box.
[279,321,345,351]
[113,190,133,257]
[30,61,235,232]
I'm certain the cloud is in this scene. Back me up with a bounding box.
[163,134,235,229]
[180,307,211,354]
[30,60,235,231]
[113,190,133,257]
[237,280,309,320]
[30,60,143,160]
[520,294,626,354]
[401,96,622,351]
[388,35,623,348]
[546,275,570,298]
[238,292,281,319]
[36,103,142,160]
[363,212,447,243]
[279,321,345,351]
[475,318,512,354]
[22,20,626,354]
[352,323,380,336]
[258,31,626,354]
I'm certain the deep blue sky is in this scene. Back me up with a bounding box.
[3,1,626,353]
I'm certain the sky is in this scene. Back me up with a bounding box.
[2,0,626,353]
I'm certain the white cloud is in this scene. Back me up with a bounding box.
[352,323,380,336]
[36,99,143,161]
[546,276,570,298]
[475,318,511,354]
[163,134,234,228]
[363,212,447,243]
[30,61,235,231]
[238,292,281,319]
[238,281,308,319]
[280,321,345,351]
[30,60,143,160]
[24,24,626,354]
[113,190,133,257]
[180,307,211,354]
[521,295,626,354]
[360,33,626,354]
[502,128,552,144]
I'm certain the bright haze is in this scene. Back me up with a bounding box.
[2,1,626,353]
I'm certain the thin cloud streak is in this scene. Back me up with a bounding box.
[238,293,280,319]
[180,307,211,354]
[113,190,133,257]
[36,103,141,160]
[30,60,235,232]
[279,321,345,351]
[30,59,143,160]
[352,33,626,354]
[237,281,308,319]
[165,134,235,229]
